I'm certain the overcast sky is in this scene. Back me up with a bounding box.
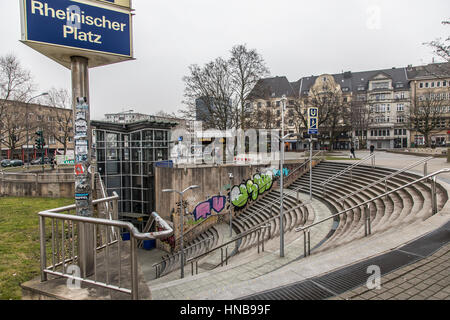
[1,0,449,119]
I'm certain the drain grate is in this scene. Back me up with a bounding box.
[399,221,450,257]
[240,221,450,300]
[312,250,421,295]
[241,280,333,300]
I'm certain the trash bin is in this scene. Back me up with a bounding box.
[143,239,156,250]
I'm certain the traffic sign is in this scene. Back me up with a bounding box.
[308,107,319,135]
[20,0,134,68]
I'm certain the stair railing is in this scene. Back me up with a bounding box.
[296,168,449,258]
[335,156,434,206]
[38,192,173,300]
[321,153,375,197]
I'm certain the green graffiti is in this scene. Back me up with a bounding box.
[231,183,249,208]
[231,170,274,209]
[246,180,259,201]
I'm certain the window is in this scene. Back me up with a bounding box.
[276,101,281,107]
[425,83,429,88]
[397,104,404,112]
[397,116,405,123]
[420,83,424,88]
[437,82,441,87]
[431,82,435,88]
[444,81,447,87]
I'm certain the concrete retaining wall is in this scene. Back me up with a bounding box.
[154,160,313,252]
[0,169,74,198]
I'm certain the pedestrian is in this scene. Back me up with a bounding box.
[370,145,375,154]
[350,146,356,159]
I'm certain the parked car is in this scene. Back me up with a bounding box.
[1,159,11,167]
[31,157,53,165]
[10,160,24,167]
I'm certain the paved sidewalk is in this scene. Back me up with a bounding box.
[331,243,450,300]
[147,191,334,300]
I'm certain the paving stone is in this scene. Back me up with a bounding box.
[432,291,449,299]
[377,292,395,300]
[394,293,412,300]
[403,287,421,296]
[408,295,427,300]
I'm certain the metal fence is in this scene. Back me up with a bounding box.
[38,193,173,300]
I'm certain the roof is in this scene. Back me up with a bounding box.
[247,76,297,99]
[91,119,178,132]
[406,62,450,80]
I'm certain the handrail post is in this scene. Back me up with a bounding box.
[385,179,388,200]
[424,162,428,178]
[221,248,224,267]
[131,236,139,300]
[257,231,260,254]
[432,176,438,215]
[39,216,47,282]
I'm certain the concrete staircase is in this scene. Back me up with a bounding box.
[156,226,220,278]
[231,189,313,252]
[289,161,449,252]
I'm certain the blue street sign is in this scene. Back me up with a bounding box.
[21,0,133,58]
[308,107,319,135]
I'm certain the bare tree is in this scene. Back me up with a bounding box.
[0,54,35,154]
[409,90,448,147]
[44,88,73,155]
[181,58,238,130]
[229,44,269,130]
[1,102,26,155]
[425,20,450,63]
[180,44,269,131]
[351,98,371,149]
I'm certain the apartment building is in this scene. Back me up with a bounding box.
[0,100,74,161]
[246,62,450,150]
[408,63,450,147]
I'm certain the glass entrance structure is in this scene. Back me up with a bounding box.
[92,120,177,228]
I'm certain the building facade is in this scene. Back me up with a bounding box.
[0,100,74,161]
[92,119,177,227]
[246,62,450,150]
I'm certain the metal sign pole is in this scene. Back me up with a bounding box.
[310,137,313,200]
[71,56,94,277]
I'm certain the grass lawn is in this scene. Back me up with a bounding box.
[0,197,73,300]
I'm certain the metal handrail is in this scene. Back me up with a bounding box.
[239,153,323,224]
[320,153,375,196]
[152,235,215,274]
[295,168,449,256]
[335,156,434,203]
[38,193,173,300]
[285,151,324,180]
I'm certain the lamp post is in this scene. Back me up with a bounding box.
[278,132,301,258]
[162,185,199,279]
[228,172,234,237]
[280,95,287,258]
[25,93,48,167]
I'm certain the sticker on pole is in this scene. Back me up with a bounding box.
[74,163,85,176]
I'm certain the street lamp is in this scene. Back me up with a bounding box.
[25,92,48,167]
[278,131,301,258]
[228,172,234,237]
[162,185,199,279]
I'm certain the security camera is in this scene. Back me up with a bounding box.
[228,172,233,179]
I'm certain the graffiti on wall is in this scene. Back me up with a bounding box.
[273,167,290,178]
[230,170,274,209]
[192,196,227,221]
